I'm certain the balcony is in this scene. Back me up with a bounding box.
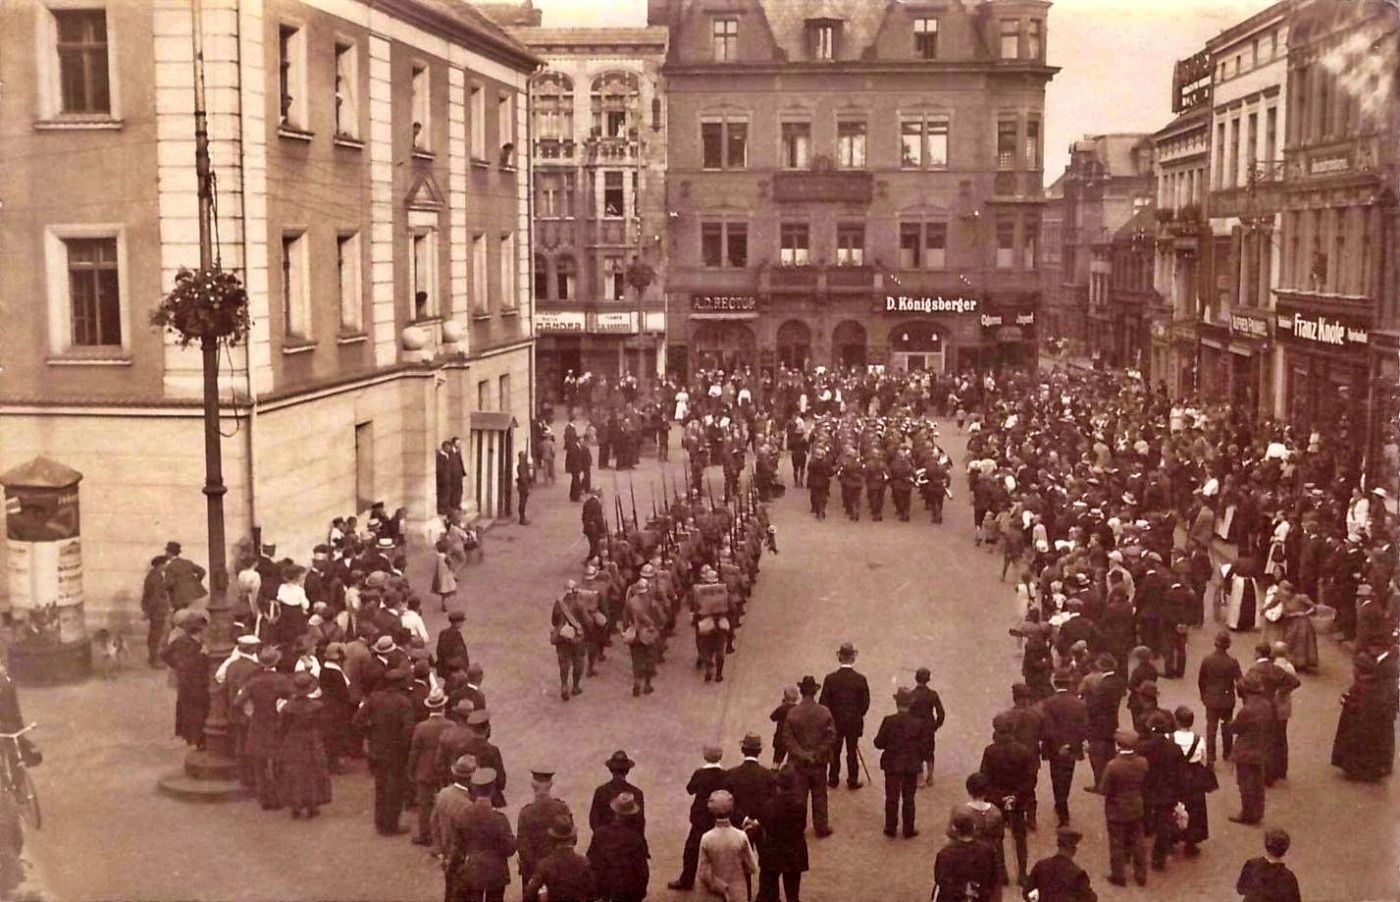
[533,137,575,161]
[586,136,638,163]
[767,267,819,291]
[827,265,876,290]
[991,170,1046,201]
[589,219,635,247]
[537,220,579,250]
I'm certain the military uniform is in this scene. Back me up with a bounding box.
[864,456,889,522]
[889,453,916,521]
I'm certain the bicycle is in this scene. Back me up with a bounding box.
[0,725,40,831]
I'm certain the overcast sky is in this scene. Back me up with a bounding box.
[529,0,1274,178]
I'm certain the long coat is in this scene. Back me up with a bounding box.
[819,667,870,736]
[234,669,291,759]
[586,820,650,900]
[278,697,331,810]
[757,792,808,875]
[161,632,208,745]
[873,710,926,775]
[446,798,516,893]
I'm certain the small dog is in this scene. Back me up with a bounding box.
[91,629,129,679]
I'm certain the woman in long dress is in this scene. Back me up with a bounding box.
[278,671,331,818]
[161,613,209,748]
[1281,592,1319,672]
[1171,706,1210,856]
[1223,558,1260,630]
[1331,652,1394,782]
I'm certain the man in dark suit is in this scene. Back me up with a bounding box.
[668,746,728,891]
[1228,676,1274,824]
[254,541,282,611]
[1197,631,1242,767]
[407,689,454,846]
[1056,599,1100,662]
[1162,573,1195,678]
[446,437,466,512]
[980,711,1038,885]
[873,687,925,838]
[1025,827,1096,901]
[909,667,946,788]
[163,541,207,611]
[1133,553,1171,659]
[458,710,507,809]
[782,675,836,837]
[436,441,454,516]
[1083,653,1126,790]
[589,750,646,835]
[435,612,470,680]
[932,812,999,901]
[726,732,777,831]
[1039,668,1090,828]
[1244,642,1300,785]
[1101,730,1149,887]
[358,668,415,835]
[582,488,607,562]
[820,642,870,789]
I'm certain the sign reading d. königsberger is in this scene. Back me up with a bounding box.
[881,295,980,315]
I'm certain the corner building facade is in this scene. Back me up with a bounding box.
[652,0,1056,378]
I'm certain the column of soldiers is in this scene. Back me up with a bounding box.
[554,483,775,701]
[799,412,954,524]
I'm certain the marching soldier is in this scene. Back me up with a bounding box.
[838,451,865,521]
[622,574,660,697]
[864,451,889,522]
[551,581,589,701]
[807,446,832,520]
[693,566,730,683]
[577,564,608,672]
[889,448,916,522]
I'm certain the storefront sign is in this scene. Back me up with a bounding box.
[535,312,586,333]
[1229,311,1272,340]
[882,295,979,315]
[1275,303,1369,349]
[979,311,1036,329]
[592,312,637,334]
[1308,153,1349,176]
[692,295,758,314]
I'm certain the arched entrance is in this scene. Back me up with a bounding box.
[889,321,946,373]
[692,321,756,372]
[832,320,867,369]
[776,320,812,370]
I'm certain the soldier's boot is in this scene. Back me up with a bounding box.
[560,683,571,702]
[643,678,655,694]
[704,661,714,683]
[632,680,642,697]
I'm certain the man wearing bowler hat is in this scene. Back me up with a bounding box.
[162,540,208,612]
[1024,827,1096,901]
[820,642,870,790]
[726,733,777,837]
[782,675,836,837]
[874,687,925,838]
[590,751,646,835]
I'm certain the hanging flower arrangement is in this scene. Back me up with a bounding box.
[150,266,251,348]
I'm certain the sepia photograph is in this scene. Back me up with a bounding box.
[0,0,1396,898]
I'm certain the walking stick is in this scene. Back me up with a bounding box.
[856,743,874,787]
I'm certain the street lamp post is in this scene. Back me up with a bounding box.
[158,0,242,799]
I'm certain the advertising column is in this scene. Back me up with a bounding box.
[1,457,91,683]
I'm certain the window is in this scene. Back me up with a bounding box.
[337,232,362,332]
[602,171,624,217]
[410,64,430,150]
[66,237,120,346]
[1269,30,1278,59]
[1025,117,1041,170]
[809,21,837,60]
[1023,219,1038,269]
[472,233,488,312]
[500,233,517,309]
[836,223,865,266]
[281,232,310,339]
[54,9,110,115]
[355,422,374,513]
[278,24,306,128]
[999,20,1020,59]
[1214,122,1226,189]
[914,18,938,59]
[779,223,810,266]
[478,380,490,410]
[533,254,549,301]
[702,222,747,268]
[837,119,866,169]
[411,230,437,317]
[590,72,638,140]
[334,42,359,139]
[499,375,511,413]
[604,256,626,300]
[997,117,1018,169]
[555,256,576,300]
[927,223,948,270]
[1264,107,1277,167]
[713,18,738,61]
[532,72,573,140]
[1246,112,1258,175]
[702,223,724,268]
[1251,38,1259,67]
[1228,117,1240,187]
[995,220,1015,269]
[781,121,811,169]
[899,223,922,269]
[499,90,515,158]
[536,172,574,218]
[1026,20,1043,60]
[701,116,747,170]
[900,114,949,169]
[470,84,486,160]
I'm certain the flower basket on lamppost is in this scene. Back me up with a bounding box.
[151,264,250,800]
[625,258,657,382]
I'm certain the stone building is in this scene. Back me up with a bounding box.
[650,0,1057,377]
[0,0,538,624]
[505,21,670,402]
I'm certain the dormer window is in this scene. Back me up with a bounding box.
[808,19,840,60]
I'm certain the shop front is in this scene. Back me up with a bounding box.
[1228,310,1273,421]
[979,304,1039,371]
[1274,296,1371,434]
[535,312,588,404]
[875,293,982,373]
